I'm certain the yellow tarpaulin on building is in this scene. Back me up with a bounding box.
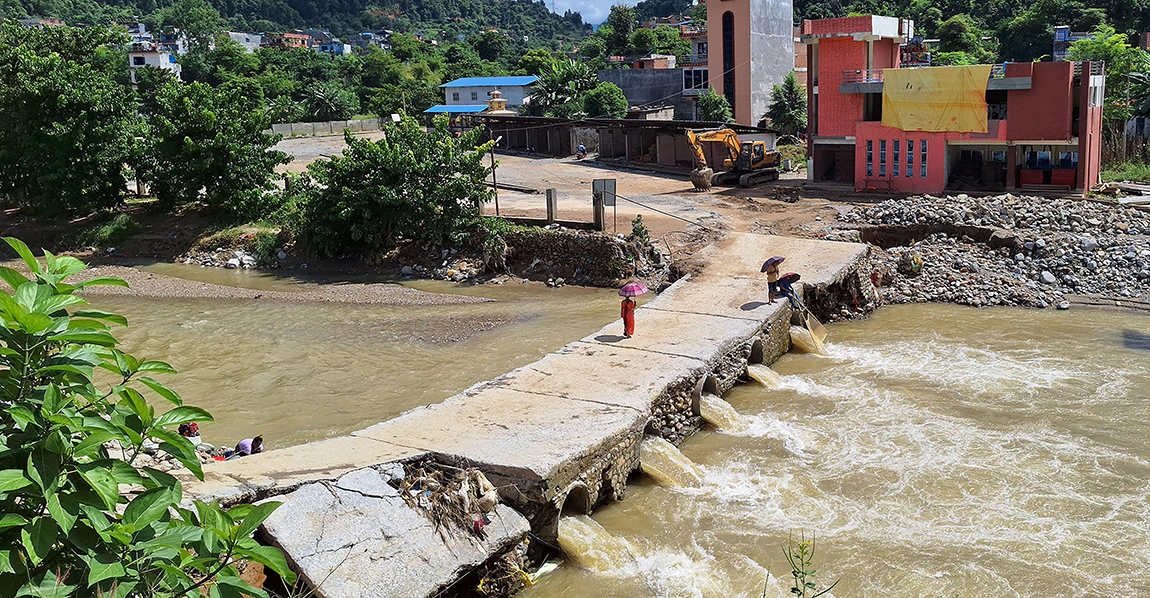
[881,65,992,133]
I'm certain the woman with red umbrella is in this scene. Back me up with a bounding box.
[619,281,649,338]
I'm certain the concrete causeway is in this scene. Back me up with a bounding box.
[179,232,869,597]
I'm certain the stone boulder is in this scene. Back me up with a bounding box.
[260,467,529,598]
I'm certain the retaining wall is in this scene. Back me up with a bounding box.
[268,117,381,137]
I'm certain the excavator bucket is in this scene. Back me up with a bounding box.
[690,167,714,191]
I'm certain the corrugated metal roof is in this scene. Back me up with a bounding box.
[439,76,538,88]
[422,105,489,113]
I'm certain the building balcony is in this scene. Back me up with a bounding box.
[680,53,708,65]
[839,64,1030,94]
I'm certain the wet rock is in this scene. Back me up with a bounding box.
[224,258,241,269]
[1057,301,1071,310]
[1040,271,1057,284]
[401,265,413,276]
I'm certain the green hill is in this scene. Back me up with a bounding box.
[1,0,589,41]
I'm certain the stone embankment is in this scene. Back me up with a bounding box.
[835,194,1150,308]
[178,233,872,598]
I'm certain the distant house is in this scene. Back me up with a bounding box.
[349,31,389,50]
[157,29,189,55]
[227,31,262,53]
[423,76,538,120]
[317,42,353,56]
[1053,26,1093,62]
[262,33,310,50]
[127,41,182,84]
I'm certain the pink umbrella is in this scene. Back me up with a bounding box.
[618,281,650,297]
[760,256,785,272]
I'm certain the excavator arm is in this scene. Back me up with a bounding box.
[686,129,742,169]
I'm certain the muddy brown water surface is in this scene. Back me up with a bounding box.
[528,304,1150,598]
[81,263,633,449]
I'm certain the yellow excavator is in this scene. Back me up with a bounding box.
[686,128,781,190]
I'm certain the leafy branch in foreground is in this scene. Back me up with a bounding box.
[0,237,295,598]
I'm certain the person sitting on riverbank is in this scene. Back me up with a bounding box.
[233,435,263,457]
[778,274,801,310]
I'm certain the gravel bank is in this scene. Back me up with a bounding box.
[73,266,491,306]
[836,194,1150,308]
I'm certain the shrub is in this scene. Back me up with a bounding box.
[1102,161,1150,183]
[583,82,629,119]
[76,213,141,248]
[696,87,733,123]
[141,80,289,217]
[298,116,493,257]
[0,237,294,597]
[628,214,651,246]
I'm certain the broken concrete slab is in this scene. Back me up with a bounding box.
[180,435,423,505]
[262,467,528,598]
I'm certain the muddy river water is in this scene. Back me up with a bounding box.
[78,265,1150,596]
[83,264,627,448]
[528,304,1150,598]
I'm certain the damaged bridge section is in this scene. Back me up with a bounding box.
[179,233,870,598]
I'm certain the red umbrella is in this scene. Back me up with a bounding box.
[618,281,650,297]
[760,256,785,272]
[781,272,801,283]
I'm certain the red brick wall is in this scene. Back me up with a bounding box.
[1006,61,1073,141]
[854,123,951,193]
[816,38,865,137]
[805,16,874,36]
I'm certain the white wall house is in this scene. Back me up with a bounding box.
[227,31,262,53]
[128,41,182,84]
[440,76,537,107]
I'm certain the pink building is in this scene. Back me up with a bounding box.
[802,15,1104,196]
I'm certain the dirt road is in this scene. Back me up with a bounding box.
[272,135,846,239]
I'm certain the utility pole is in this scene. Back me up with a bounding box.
[490,134,503,215]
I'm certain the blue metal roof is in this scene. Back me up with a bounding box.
[422,105,489,113]
[439,76,538,88]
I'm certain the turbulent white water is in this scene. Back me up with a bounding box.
[526,305,1150,598]
[698,393,748,432]
[639,436,705,487]
[745,363,782,387]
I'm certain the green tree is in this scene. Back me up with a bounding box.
[606,4,638,54]
[630,27,657,54]
[0,22,140,216]
[997,0,1105,62]
[297,117,494,257]
[579,36,606,60]
[473,29,508,61]
[653,24,690,61]
[689,2,707,24]
[583,81,630,117]
[696,86,733,122]
[935,14,994,63]
[1069,23,1150,120]
[0,237,296,598]
[764,72,807,135]
[142,80,289,215]
[153,0,222,52]
[302,81,361,121]
[530,58,598,117]
[518,47,555,75]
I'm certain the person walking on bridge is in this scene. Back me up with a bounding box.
[618,281,649,338]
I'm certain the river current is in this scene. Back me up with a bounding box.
[529,304,1150,598]
[84,265,625,448]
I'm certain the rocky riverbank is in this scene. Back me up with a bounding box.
[834,194,1150,308]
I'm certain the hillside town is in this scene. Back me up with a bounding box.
[3,0,1150,596]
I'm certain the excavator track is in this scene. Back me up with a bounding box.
[738,168,780,187]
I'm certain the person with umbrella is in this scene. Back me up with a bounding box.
[761,256,785,303]
[777,272,802,309]
[619,281,648,338]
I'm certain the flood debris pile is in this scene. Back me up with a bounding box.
[839,194,1150,307]
[396,459,502,541]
